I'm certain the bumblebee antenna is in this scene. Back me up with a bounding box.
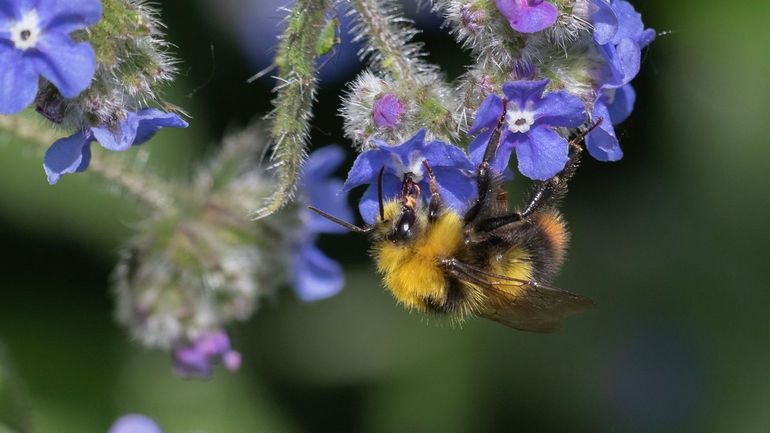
[307,206,371,234]
[377,166,386,222]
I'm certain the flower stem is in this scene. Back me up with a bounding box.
[251,0,331,220]
[347,0,421,82]
[0,114,172,210]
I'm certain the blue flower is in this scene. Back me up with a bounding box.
[585,84,635,161]
[495,0,559,34]
[596,0,655,88]
[0,0,101,114]
[343,129,477,224]
[43,108,188,184]
[171,330,241,379]
[290,145,353,302]
[469,80,587,180]
[109,415,164,433]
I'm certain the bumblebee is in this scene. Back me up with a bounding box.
[310,114,601,332]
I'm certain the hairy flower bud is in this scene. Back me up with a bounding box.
[341,71,458,151]
[113,124,287,348]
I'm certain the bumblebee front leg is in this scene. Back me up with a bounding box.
[474,120,602,231]
[422,160,443,222]
[519,119,602,219]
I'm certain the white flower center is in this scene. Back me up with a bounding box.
[10,10,41,51]
[391,151,425,182]
[506,108,535,134]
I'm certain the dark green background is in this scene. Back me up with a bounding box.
[1,1,769,432]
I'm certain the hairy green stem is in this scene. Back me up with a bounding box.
[0,115,172,210]
[348,0,420,82]
[251,0,331,220]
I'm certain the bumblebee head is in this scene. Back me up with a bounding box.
[307,167,426,244]
[370,172,427,244]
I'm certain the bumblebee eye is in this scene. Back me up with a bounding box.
[392,209,416,241]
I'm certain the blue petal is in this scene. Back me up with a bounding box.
[43,130,94,184]
[597,43,624,88]
[605,84,635,124]
[421,140,475,171]
[390,129,427,160]
[513,125,569,180]
[468,128,494,167]
[303,145,347,181]
[132,109,188,145]
[511,1,558,33]
[0,3,17,21]
[611,0,645,45]
[305,178,352,234]
[496,0,558,33]
[303,145,353,234]
[502,80,549,109]
[171,345,213,378]
[358,173,400,224]
[91,109,187,151]
[469,94,504,134]
[0,45,38,114]
[615,38,641,85]
[38,0,102,33]
[34,32,95,98]
[534,90,587,128]
[91,114,140,151]
[639,29,656,49]
[108,415,164,433]
[429,167,478,214]
[586,100,623,161]
[590,0,618,45]
[343,147,395,191]
[292,243,345,302]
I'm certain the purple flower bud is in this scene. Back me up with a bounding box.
[513,60,537,80]
[495,0,559,33]
[479,76,496,95]
[223,350,242,371]
[171,330,241,379]
[461,3,487,34]
[372,93,404,129]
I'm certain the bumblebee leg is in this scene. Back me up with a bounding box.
[422,160,443,222]
[519,119,602,218]
[473,120,602,231]
[465,100,509,224]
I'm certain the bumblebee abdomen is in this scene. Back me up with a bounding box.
[529,210,569,279]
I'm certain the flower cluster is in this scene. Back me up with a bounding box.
[0,0,187,183]
[112,123,350,377]
[339,0,653,217]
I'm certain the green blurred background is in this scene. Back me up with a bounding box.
[1,0,769,432]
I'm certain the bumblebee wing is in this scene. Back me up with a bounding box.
[480,282,595,332]
[442,258,594,332]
